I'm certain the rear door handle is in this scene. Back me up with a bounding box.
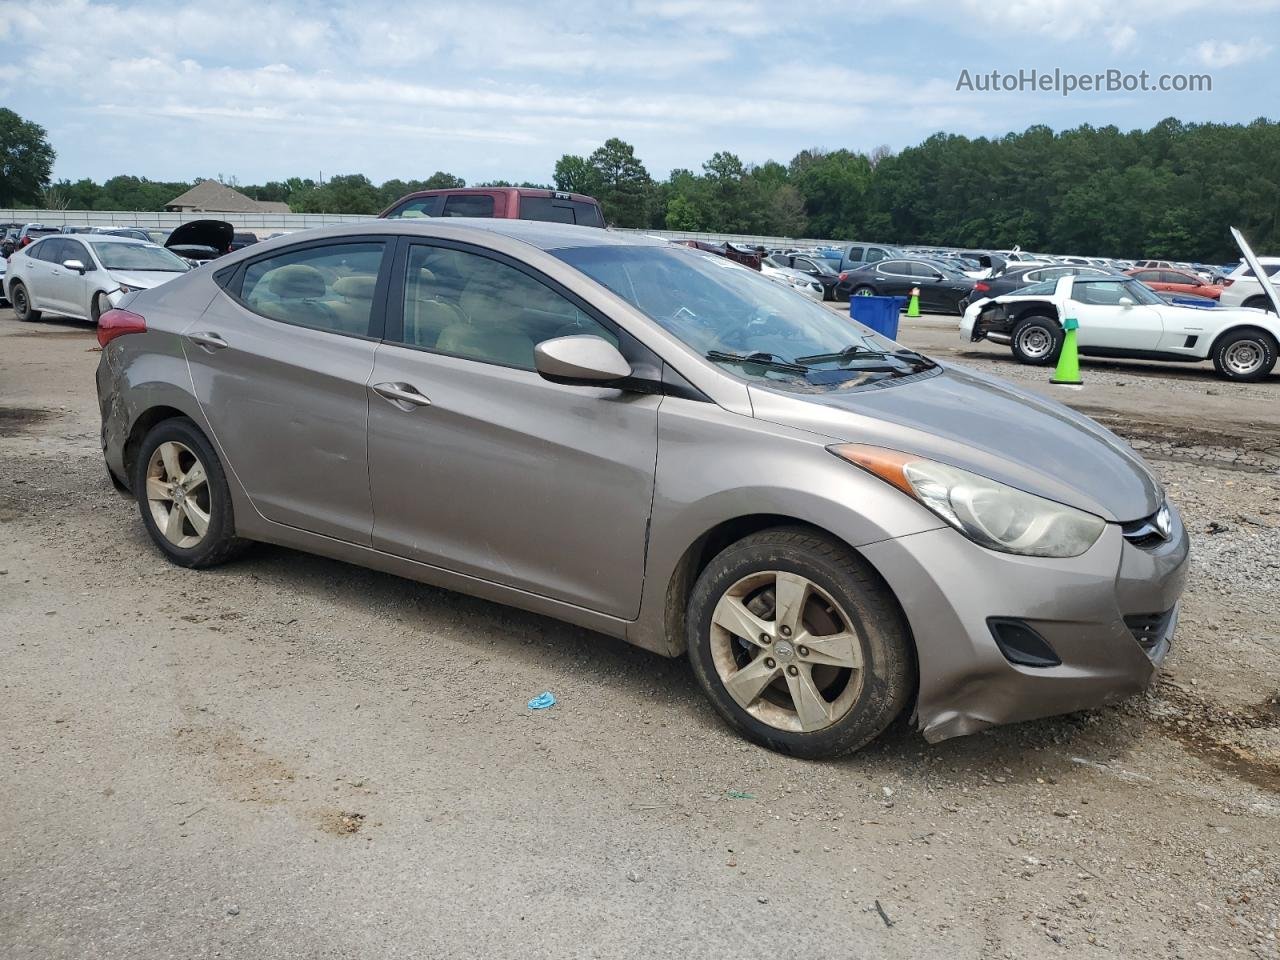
[187,331,229,351]
[372,381,432,409]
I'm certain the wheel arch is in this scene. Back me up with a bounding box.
[654,513,917,668]
[1207,322,1280,360]
[122,405,202,488]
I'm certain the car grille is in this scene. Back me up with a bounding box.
[1124,609,1176,652]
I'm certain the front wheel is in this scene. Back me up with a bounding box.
[133,418,249,568]
[10,281,40,322]
[1010,315,1063,366]
[686,527,913,759]
[91,291,112,325]
[1212,329,1277,382]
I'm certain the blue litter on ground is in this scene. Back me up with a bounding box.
[528,691,556,710]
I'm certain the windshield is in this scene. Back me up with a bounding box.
[553,243,927,388]
[94,242,190,273]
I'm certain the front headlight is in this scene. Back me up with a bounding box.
[116,283,140,295]
[831,444,1106,558]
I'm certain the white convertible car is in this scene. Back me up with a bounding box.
[961,274,1280,381]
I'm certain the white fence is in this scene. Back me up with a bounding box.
[0,208,372,232]
[1,208,851,249]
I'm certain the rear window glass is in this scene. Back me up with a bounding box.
[518,196,605,228]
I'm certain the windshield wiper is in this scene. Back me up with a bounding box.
[891,348,938,369]
[793,345,893,365]
[705,350,810,374]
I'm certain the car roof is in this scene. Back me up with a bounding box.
[399,218,671,252]
[80,234,153,246]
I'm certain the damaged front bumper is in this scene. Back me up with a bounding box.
[860,504,1189,742]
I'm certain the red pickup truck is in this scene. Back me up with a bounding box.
[379,187,605,227]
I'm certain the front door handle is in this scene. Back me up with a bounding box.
[372,381,432,410]
[187,331,228,351]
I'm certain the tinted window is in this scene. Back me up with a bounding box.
[388,196,442,218]
[241,242,385,336]
[1016,279,1060,296]
[1132,270,1160,281]
[517,196,605,227]
[32,238,65,262]
[442,194,495,218]
[866,247,892,263]
[908,261,942,279]
[845,246,864,262]
[793,257,819,272]
[877,260,911,276]
[61,239,92,267]
[398,244,614,368]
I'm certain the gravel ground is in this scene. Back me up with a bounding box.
[1,309,1278,959]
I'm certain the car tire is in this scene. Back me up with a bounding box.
[1211,328,1278,382]
[1010,315,1063,366]
[686,526,914,759]
[133,418,249,568]
[851,285,876,299]
[91,291,112,325]
[10,281,40,322]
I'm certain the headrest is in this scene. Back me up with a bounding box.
[333,275,376,299]
[267,264,326,299]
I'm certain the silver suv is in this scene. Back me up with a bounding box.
[96,219,1188,757]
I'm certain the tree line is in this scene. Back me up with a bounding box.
[3,105,1276,261]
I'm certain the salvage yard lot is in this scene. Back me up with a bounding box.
[2,308,1278,958]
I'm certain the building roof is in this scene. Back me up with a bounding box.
[165,179,291,214]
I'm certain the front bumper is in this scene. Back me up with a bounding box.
[861,505,1189,742]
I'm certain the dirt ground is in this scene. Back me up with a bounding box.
[1,306,1278,959]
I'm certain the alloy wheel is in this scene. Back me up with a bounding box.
[708,570,865,733]
[13,285,28,316]
[144,441,212,548]
[1223,339,1265,377]
[1016,324,1053,359]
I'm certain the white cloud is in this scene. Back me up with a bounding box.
[1193,37,1273,68]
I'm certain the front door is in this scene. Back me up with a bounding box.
[366,240,659,618]
[47,238,94,318]
[183,237,390,544]
[1068,279,1165,352]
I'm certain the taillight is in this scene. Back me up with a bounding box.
[974,281,990,293]
[97,308,147,347]
[1222,278,1234,287]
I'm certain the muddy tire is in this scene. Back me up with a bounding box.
[91,292,112,325]
[686,526,914,759]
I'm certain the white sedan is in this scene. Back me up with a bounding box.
[5,234,190,324]
[961,273,1280,381]
[760,263,825,301]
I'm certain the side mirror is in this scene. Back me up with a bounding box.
[534,335,632,386]
[1118,297,1135,307]
[62,258,87,274]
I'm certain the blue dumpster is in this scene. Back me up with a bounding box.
[849,295,906,340]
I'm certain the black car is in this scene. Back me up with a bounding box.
[964,264,1116,309]
[230,231,260,251]
[835,258,974,313]
[764,253,841,300]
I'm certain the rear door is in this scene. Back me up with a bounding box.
[873,260,915,297]
[24,239,65,311]
[184,237,391,544]
[365,238,660,618]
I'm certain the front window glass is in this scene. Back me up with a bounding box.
[94,242,189,272]
[553,244,925,389]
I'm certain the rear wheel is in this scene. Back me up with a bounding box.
[133,418,248,568]
[687,527,913,759]
[1010,315,1063,365]
[1242,295,1277,314]
[10,281,40,322]
[851,285,875,298]
[1212,329,1277,382]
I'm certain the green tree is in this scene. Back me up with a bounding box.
[664,194,702,231]
[292,174,382,214]
[586,138,652,227]
[553,154,603,197]
[0,108,56,206]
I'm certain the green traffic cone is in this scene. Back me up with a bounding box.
[1051,317,1082,386]
[906,287,921,318]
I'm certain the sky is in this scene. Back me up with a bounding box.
[2,0,1278,186]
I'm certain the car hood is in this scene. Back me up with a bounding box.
[747,363,1162,522]
[108,270,186,289]
[165,219,233,253]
